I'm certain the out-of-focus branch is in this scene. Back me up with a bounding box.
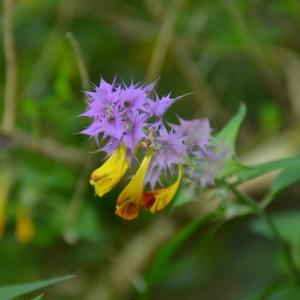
[86,217,176,300]
[145,0,222,117]
[22,0,76,99]
[278,48,300,118]
[64,156,95,244]
[92,11,155,41]
[144,0,164,20]
[9,130,85,165]
[2,0,17,134]
[64,32,94,244]
[172,46,221,117]
[110,217,176,296]
[81,7,220,116]
[66,32,90,90]
[223,0,287,104]
[146,0,185,82]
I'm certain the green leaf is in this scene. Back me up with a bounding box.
[217,158,248,178]
[250,212,300,270]
[215,103,246,157]
[241,281,298,300]
[236,154,300,184]
[265,285,300,300]
[271,165,300,195]
[0,275,74,300]
[145,211,219,288]
[260,163,300,207]
[250,212,300,245]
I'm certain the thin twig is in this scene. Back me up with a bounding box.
[86,7,220,116]
[64,156,95,244]
[145,0,222,118]
[172,46,221,117]
[223,0,287,104]
[2,0,17,134]
[10,130,86,165]
[146,0,185,82]
[86,217,176,300]
[22,0,76,99]
[64,32,93,243]
[66,32,90,90]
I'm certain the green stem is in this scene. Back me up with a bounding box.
[224,181,300,283]
[260,211,300,283]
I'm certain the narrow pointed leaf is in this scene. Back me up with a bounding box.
[271,164,300,195]
[0,275,74,300]
[215,103,246,157]
[236,154,300,184]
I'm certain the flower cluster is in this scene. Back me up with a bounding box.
[81,79,219,220]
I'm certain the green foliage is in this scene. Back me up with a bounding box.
[241,282,299,300]
[76,205,102,242]
[271,165,300,195]
[236,155,300,184]
[0,275,74,300]
[250,212,300,271]
[258,102,282,135]
[250,212,300,245]
[144,211,219,289]
[215,103,246,157]
[215,103,248,178]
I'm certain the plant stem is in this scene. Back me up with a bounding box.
[225,181,300,283]
[3,0,17,133]
[260,210,300,283]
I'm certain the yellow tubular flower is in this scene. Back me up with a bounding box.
[16,209,35,243]
[115,150,154,220]
[90,143,129,197]
[142,164,183,213]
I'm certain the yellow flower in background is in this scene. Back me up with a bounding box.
[16,207,35,243]
[142,165,183,213]
[90,143,129,197]
[0,199,6,239]
[0,173,11,239]
[0,173,36,243]
[115,150,154,220]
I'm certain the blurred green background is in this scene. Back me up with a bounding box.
[1,0,300,299]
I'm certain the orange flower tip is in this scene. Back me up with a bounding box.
[141,164,183,213]
[115,202,140,221]
[142,192,157,209]
[115,150,154,220]
[90,173,98,184]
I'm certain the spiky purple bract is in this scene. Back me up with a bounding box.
[81,78,221,189]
